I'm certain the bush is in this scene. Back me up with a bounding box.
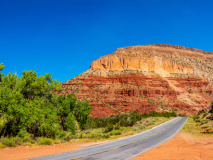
[83,130,103,139]
[114,125,120,130]
[0,144,6,148]
[195,118,201,122]
[202,113,208,119]
[13,137,23,145]
[138,125,145,130]
[111,130,122,135]
[64,132,75,142]
[198,110,203,115]
[193,115,200,120]
[85,111,177,130]
[37,137,53,145]
[24,142,33,147]
[23,135,33,143]
[104,125,114,133]
[79,134,83,139]
[1,138,15,147]
[54,139,61,144]
[146,121,154,126]
[133,127,139,131]
[102,133,110,138]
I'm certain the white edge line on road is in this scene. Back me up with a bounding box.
[126,117,188,160]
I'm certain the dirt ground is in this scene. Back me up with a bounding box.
[0,133,213,160]
[131,132,213,160]
[0,141,98,160]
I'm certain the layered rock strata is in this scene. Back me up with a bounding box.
[60,45,213,117]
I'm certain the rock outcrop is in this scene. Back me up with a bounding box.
[60,44,213,117]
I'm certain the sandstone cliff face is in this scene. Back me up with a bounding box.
[90,49,194,76]
[60,45,213,117]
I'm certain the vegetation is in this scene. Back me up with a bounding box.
[182,104,213,136]
[0,63,92,147]
[0,63,180,148]
[85,111,177,129]
[78,116,173,141]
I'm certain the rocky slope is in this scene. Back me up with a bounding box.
[60,44,213,117]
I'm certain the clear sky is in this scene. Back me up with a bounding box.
[1,0,213,82]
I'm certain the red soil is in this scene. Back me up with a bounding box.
[131,133,213,160]
[1,133,212,160]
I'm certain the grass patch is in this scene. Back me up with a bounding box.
[181,117,213,137]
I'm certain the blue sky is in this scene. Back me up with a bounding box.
[1,0,213,82]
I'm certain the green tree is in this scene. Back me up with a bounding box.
[74,100,92,130]
[19,71,61,101]
[0,63,5,84]
[0,65,92,139]
[56,94,77,134]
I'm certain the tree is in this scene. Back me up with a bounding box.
[19,71,61,101]
[0,65,92,138]
[56,94,77,134]
[0,63,5,83]
[74,100,92,130]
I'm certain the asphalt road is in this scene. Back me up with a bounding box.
[32,117,188,160]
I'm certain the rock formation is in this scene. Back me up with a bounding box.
[60,44,213,117]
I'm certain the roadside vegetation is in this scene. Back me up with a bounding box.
[0,63,91,148]
[182,102,213,136]
[0,63,180,148]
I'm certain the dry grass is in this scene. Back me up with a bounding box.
[181,117,213,137]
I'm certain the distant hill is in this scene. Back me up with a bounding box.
[60,44,213,117]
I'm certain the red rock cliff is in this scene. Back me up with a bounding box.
[60,44,213,117]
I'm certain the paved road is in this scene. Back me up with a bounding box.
[32,117,188,160]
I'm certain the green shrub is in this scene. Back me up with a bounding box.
[111,130,122,135]
[79,134,83,139]
[0,144,6,148]
[64,132,75,142]
[38,137,53,145]
[114,125,120,130]
[104,125,113,133]
[54,139,61,144]
[84,130,103,139]
[198,110,203,115]
[195,118,201,122]
[146,121,154,126]
[139,125,145,130]
[202,113,208,119]
[55,131,66,139]
[24,142,33,147]
[85,111,176,130]
[133,127,139,131]
[193,115,200,120]
[1,138,15,147]
[200,119,209,124]
[102,133,110,138]
[13,137,23,145]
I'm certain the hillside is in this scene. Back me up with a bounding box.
[60,44,213,117]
